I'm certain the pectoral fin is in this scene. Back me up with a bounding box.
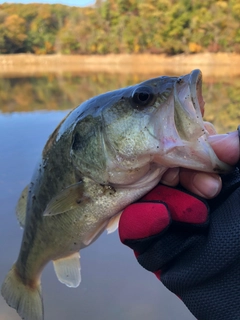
[106,211,122,234]
[43,182,89,216]
[83,213,122,247]
[53,252,81,288]
[83,220,109,246]
[16,185,28,228]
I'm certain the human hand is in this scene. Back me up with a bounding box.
[119,170,240,320]
[161,127,240,198]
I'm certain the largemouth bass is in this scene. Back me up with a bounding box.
[1,69,230,320]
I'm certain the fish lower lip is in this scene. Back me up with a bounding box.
[189,69,205,116]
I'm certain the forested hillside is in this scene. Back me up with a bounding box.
[0,0,240,55]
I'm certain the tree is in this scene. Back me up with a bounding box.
[3,14,27,53]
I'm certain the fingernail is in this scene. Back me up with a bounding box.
[193,173,221,198]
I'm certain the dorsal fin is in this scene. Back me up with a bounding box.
[16,185,28,228]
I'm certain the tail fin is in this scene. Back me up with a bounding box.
[1,264,44,320]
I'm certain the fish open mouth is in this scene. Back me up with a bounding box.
[172,69,207,141]
[188,69,205,116]
[153,68,232,173]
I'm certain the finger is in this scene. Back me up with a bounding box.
[179,170,222,199]
[162,130,240,198]
[179,130,239,198]
[119,202,170,245]
[208,131,240,165]
[160,168,180,187]
[204,121,217,135]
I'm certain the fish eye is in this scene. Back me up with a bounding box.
[131,86,156,109]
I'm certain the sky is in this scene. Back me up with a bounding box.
[0,0,95,6]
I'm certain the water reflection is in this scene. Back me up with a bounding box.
[0,74,148,113]
[0,70,240,320]
[1,72,240,132]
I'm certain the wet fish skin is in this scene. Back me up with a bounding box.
[1,69,230,320]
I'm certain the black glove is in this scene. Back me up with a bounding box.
[119,168,240,320]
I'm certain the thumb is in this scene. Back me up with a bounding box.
[119,202,171,252]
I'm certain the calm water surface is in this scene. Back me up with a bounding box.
[1,70,240,320]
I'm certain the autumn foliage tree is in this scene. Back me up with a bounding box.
[1,14,27,53]
[0,0,240,55]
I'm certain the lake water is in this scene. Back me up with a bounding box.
[0,70,240,320]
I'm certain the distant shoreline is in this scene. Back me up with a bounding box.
[1,53,240,77]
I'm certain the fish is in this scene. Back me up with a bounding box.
[1,69,231,320]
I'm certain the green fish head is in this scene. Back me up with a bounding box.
[70,69,231,186]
